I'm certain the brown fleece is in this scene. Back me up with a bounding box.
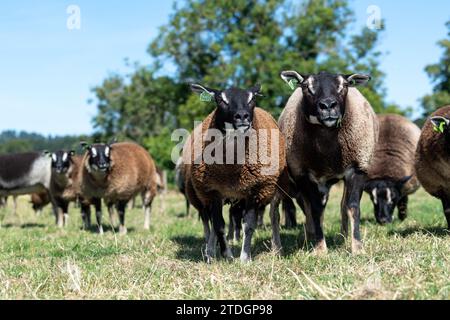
[368,114,421,195]
[415,106,450,198]
[278,87,379,181]
[50,156,83,203]
[183,107,287,208]
[80,142,157,204]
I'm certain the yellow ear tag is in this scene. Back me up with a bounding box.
[200,92,213,102]
[433,121,446,133]
[288,79,298,91]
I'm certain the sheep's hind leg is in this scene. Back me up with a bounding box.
[283,197,297,229]
[143,191,154,230]
[440,196,450,230]
[270,196,282,254]
[116,201,128,235]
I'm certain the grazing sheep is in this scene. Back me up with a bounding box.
[79,141,158,234]
[415,105,450,229]
[30,191,50,215]
[50,150,92,228]
[365,114,421,224]
[275,71,378,254]
[183,83,287,263]
[0,151,58,224]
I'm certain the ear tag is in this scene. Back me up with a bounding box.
[433,121,446,133]
[288,79,298,91]
[200,92,213,102]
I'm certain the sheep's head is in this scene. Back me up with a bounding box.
[364,176,411,225]
[80,142,114,173]
[280,71,371,128]
[190,83,263,133]
[51,150,76,174]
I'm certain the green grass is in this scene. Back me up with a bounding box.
[0,185,449,300]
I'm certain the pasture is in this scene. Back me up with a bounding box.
[0,186,448,300]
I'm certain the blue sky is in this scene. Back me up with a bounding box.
[0,1,448,136]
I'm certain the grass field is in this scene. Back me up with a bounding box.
[0,185,449,300]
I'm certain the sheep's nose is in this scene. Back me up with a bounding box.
[234,111,250,121]
[318,99,338,110]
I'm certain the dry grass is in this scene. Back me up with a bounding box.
[0,185,449,300]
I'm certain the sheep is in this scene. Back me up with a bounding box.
[364,114,421,224]
[274,71,379,254]
[79,141,158,235]
[415,105,450,229]
[30,191,50,215]
[183,83,287,263]
[0,151,58,225]
[49,150,92,228]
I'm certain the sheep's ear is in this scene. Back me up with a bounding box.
[190,83,217,102]
[280,71,305,90]
[396,176,412,190]
[69,150,76,156]
[344,74,371,87]
[80,141,90,150]
[431,116,450,133]
[249,84,264,98]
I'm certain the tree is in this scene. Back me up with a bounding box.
[420,20,450,124]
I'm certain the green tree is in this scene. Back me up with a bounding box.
[420,20,450,124]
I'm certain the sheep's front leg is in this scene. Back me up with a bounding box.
[397,196,408,221]
[80,202,91,230]
[116,201,128,235]
[270,196,282,254]
[210,199,233,261]
[60,201,70,227]
[342,170,366,254]
[240,207,257,263]
[440,196,450,230]
[93,198,103,235]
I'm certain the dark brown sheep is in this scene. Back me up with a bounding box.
[415,105,450,229]
[276,71,379,254]
[79,142,158,234]
[183,84,287,263]
[30,191,50,214]
[365,114,421,224]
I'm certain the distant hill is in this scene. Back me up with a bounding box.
[0,130,89,154]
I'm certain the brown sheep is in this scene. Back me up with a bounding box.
[79,141,157,235]
[276,71,379,254]
[184,84,287,263]
[364,114,421,224]
[415,106,450,229]
[30,191,50,214]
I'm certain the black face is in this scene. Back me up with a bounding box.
[190,83,263,133]
[280,71,371,128]
[51,150,75,174]
[365,177,411,225]
[81,143,112,173]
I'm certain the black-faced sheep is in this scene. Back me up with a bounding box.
[275,71,378,254]
[183,83,287,263]
[415,105,450,229]
[364,114,421,224]
[79,141,158,234]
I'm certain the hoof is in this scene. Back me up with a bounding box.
[312,240,328,256]
[398,213,407,221]
[222,248,234,260]
[351,240,365,255]
[240,253,252,264]
[98,226,104,235]
[119,226,128,235]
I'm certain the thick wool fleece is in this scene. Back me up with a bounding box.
[368,114,421,195]
[183,107,287,208]
[415,106,450,198]
[80,142,157,203]
[50,156,83,202]
[278,87,379,181]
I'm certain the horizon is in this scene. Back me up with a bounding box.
[0,0,449,136]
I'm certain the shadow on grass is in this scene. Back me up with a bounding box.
[1,223,48,229]
[171,235,206,262]
[388,226,449,238]
[83,224,136,234]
